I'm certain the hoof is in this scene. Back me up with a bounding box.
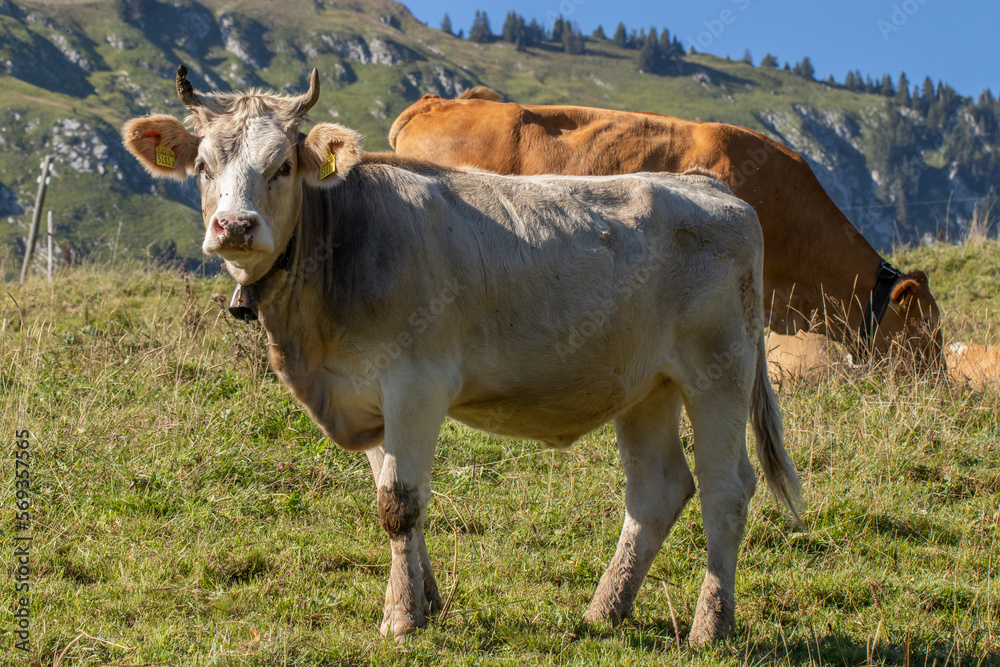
[688,611,733,647]
[582,604,628,626]
[379,610,426,641]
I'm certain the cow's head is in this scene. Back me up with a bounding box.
[121,66,362,284]
[871,269,944,369]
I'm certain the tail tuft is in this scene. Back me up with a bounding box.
[458,86,503,102]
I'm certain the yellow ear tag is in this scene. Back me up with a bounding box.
[319,152,337,180]
[155,144,176,169]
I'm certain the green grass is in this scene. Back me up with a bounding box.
[1,245,999,665]
[892,236,1000,343]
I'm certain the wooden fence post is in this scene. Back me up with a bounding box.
[47,210,54,283]
[19,156,53,285]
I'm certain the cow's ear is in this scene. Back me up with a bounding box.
[891,270,928,302]
[300,123,363,188]
[121,115,198,181]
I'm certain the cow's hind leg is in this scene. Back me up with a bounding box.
[584,383,695,624]
[684,360,758,645]
[365,446,443,615]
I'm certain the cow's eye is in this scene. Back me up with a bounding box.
[196,161,212,179]
[270,161,292,183]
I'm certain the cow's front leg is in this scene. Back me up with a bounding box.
[366,446,442,617]
[373,379,448,640]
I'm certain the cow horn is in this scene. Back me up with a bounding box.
[175,64,203,110]
[291,69,320,117]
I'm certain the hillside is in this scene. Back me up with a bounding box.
[0,0,997,279]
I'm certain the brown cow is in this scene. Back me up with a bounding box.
[389,89,943,368]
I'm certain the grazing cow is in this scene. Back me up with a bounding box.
[389,89,944,367]
[945,342,1000,389]
[121,68,803,645]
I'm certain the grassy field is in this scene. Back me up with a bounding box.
[1,240,999,665]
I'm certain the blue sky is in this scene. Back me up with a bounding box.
[401,0,998,98]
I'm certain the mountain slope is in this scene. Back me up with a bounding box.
[0,0,995,278]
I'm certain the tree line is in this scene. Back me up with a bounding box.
[437,10,998,221]
[440,11,585,54]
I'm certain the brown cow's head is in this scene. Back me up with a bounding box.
[121,67,362,284]
[873,270,944,369]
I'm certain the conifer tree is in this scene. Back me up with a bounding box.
[502,11,517,42]
[896,72,911,105]
[742,48,752,65]
[880,73,895,97]
[552,15,564,44]
[760,53,778,68]
[440,13,452,36]
[853,70,865,92]
[526,18,544,44]
[659,28,671,55]
[613,22,628,48]
[638,26,659,73]
[563,20,584,54]
[468,10,492,43]
[921,76,936,104]
[793,57,814,80]
[502,11,528,49]
[592,25,606,40]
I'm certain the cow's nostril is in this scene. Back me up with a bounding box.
[211,217,225,235]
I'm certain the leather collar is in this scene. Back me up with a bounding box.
[858,261,903,357]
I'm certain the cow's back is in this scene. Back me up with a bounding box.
[296,161,762,445]
[431,168,763,440]
[390,97,824,254]
[389,95,909,339]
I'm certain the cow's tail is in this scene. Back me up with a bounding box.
[751,333,805,527]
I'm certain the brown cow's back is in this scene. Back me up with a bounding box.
[389,94,943,366]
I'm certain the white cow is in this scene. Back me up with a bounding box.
[121,67,803,645]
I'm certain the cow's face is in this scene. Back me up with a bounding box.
[121,68,362,284]
[875,270,943,368]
